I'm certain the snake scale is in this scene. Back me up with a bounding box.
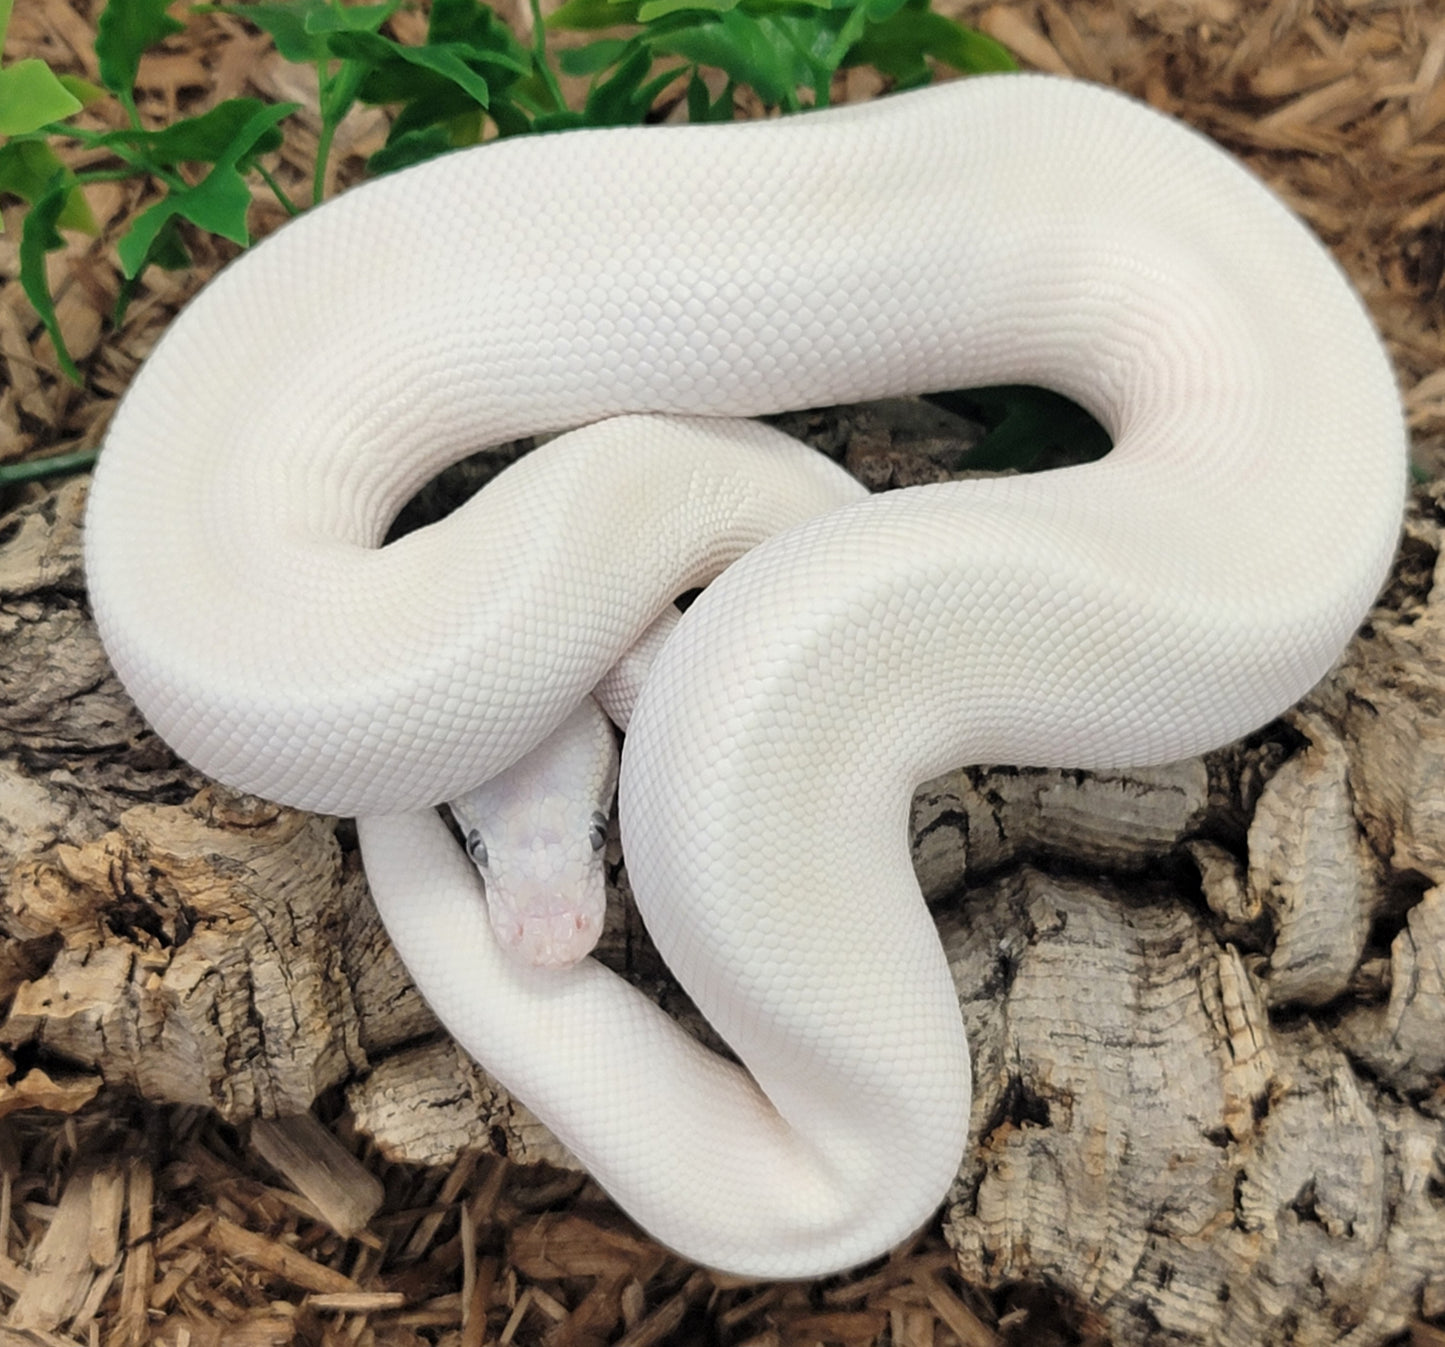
[84,73,1405,1276]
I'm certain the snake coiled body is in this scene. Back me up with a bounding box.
[84,74,1404,1276]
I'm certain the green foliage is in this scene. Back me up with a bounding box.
[17,180,79,379]
[549,0,1012,114]
[0,60,83,133]
[0,0,1014,391]
[113,100,298,274]
[95,0,186,113]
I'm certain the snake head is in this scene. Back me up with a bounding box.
[455,805,609,968]
[447,700,618,970]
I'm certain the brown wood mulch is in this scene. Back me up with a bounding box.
[0,0,1441,1344]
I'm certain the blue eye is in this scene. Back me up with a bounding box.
[589,812,607,852]
[465,829,488,868]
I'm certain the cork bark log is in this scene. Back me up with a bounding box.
[0,408,1441,1347]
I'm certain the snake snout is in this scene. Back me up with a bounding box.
[491,892,600,969]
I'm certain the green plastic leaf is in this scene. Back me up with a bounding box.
[0,139,67,202]
[145,214,191,268]
[928,18,1014,72]
[315,49,370,127]
[445,104,484,143]
[117,162,252,274]
[580,53,684,123]
[57,73,111,107]
[55,183,98,234]
[19,177,65,252]
[0,142,99,233]
[573,42,686,124]
[427,0,534,115]
[332,0,533,142]
[637,0,733,20]
[114,101,293,274]
[527,107,589,130]
[504,66,559,118]
[557,36,633,76]
[379,88,498,153]
[685,67,734,121]
[18,181,80,382]
[0,60,84,133]
[428,0,530,59]
[0,0,12,52]
[547,0,642,32]
[487,94,536,134]
[385,88,463,139]
[112,212,188,329]
[579,42,651,122]
[213,0,330,61]
[650,16,772,99]
[848,6,1014,77]
[439,32,529,78]
[650,9,827,107]
[137,96,295,165]
[302,0,399,33]
[685,67,709,120]
[740,0,835,12]
[165,165,254,243]
[365,122,454,174]
[630,61,689,112]
[95,0,186,98]
[820,0,870,70]
[76,96,295,173]
[327,32,495,106]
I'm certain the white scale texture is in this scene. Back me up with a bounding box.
[83,74,1405,1276]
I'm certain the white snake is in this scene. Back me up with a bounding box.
[83,74,1405,1277]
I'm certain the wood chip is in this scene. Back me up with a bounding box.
[248,1114,383,1239]
[207,1217,360,1295]
[302,1291,406,1313]
[88,1165,124,1268]
[111,1156,154,1347]
[912,1270,1000,1347]
[612,1271,712,1347]
[7,1163,100,1330]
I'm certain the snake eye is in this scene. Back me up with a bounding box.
[465,829,488,869]
[588,811,608,853]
